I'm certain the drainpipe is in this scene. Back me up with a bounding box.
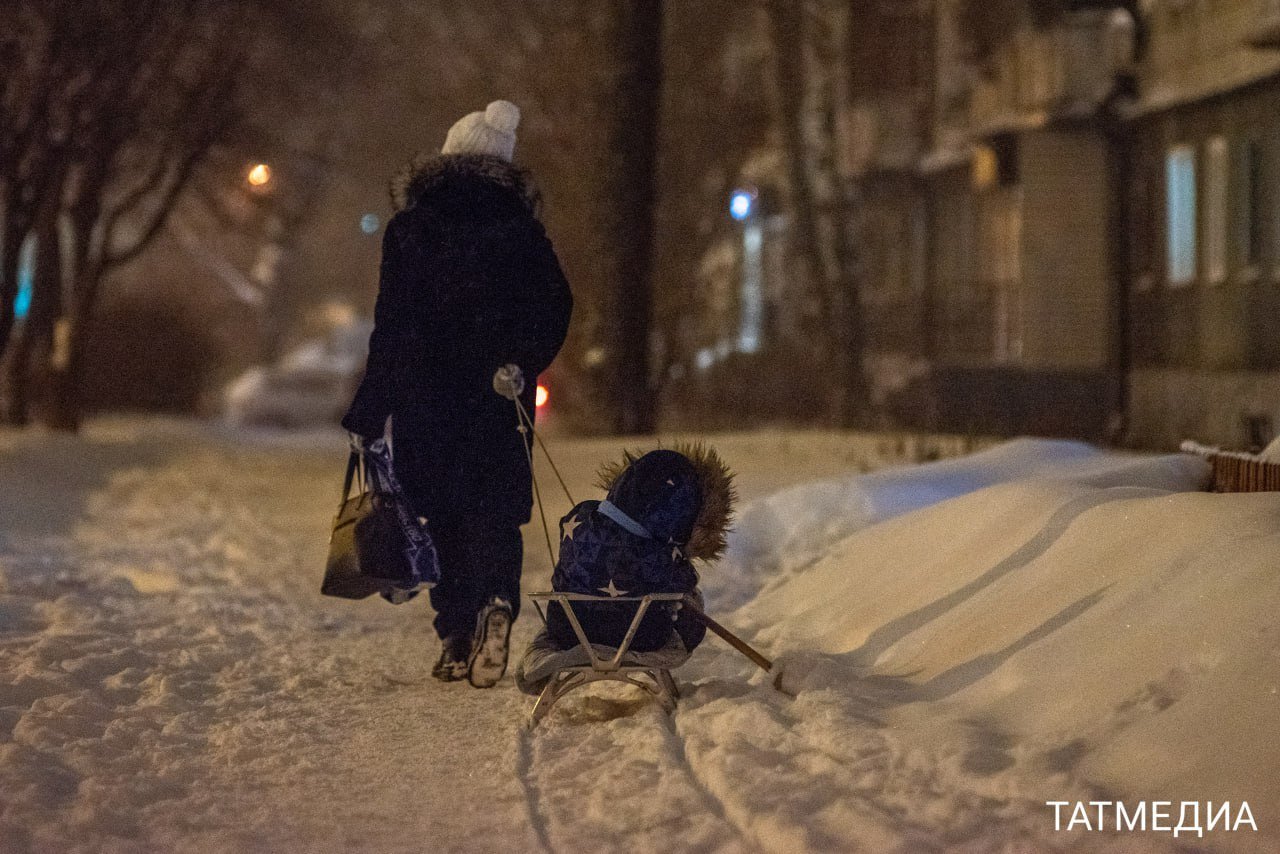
[1102,77,1136,447]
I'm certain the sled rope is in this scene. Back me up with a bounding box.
[514,403,556,566]
[514,396,574,504]
[512,396,574,567]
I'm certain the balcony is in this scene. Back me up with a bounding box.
[967,9,1135,134]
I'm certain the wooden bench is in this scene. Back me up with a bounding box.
[1181,440,1280,492]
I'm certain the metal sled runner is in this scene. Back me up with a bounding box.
[523,592,690,729]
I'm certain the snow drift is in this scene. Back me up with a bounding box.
[2,424,1276,853]
[684,439,1280,852]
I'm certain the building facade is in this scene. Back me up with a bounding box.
[853,0,1280,448]
[1124,0,1280,448]
[664,0,1280,448]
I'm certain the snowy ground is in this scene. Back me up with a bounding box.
[1,419,1276,853]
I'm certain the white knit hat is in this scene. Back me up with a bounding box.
[441,100,521,162]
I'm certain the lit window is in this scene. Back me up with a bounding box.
[1166,144,1197,287]
[1203,136,1228,284]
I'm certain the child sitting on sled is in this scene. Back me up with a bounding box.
[515,445,735,694]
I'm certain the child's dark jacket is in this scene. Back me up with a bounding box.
[548,447,735,653]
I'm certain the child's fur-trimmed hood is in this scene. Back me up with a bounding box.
[595,442,736,563]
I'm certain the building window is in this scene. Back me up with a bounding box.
[1203,135,1229,284]
[1237,139,1265,271]
[1166,144,1197,287]
[977,187,1023,362]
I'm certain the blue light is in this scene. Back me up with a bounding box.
[14,236,34,320]
[729,190,754,221]
[14,283,32,320]
[360,213,381,235]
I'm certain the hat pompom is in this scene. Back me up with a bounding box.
[485,100,521,134]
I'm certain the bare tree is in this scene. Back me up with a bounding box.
[1,0,362,429]
[766,0,825,306]
[43,2,246,428]
[606,0,665,435]
[765,0,869,425]
[0,2,242,426]
[822,0,871,424]
[3,209,61,425]
[0,0,88,359]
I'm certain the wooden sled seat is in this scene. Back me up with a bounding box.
[519,592,690,729]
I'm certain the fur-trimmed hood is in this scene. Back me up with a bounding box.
[594,442,736,563]
[389,152,541,216]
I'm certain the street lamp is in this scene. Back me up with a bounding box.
[730,188,755,221]
[247,163,272,188]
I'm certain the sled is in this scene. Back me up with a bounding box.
[522,592,690,729]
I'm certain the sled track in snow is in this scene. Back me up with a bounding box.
[662,712,737,831]
[514,728,556,854]
[517,685,755,853]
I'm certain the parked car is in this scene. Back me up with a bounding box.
[223,318,372,428]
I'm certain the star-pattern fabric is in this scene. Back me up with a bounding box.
[598,579,628,597]
[547,450,707,653]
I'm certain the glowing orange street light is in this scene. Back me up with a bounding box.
[535,384,549,408]
[247,163,272,187]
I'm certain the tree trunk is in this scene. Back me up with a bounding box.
[767,1,872,426]
[826,176,870,425]
[767,0,825,319]
[44,294,91,433]
[825,2,870,425]
[44,209,101,433]
[0,224,23,360]
[3,215,62,425]
[610,0,663,435]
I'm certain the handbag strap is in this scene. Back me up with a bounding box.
[339,450,366,511]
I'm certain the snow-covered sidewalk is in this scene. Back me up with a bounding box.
[1,421,1276,853]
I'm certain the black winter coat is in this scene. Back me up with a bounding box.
[342,154,572,525]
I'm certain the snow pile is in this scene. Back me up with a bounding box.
[677,439,1280,851]
[4,423,1276,853]
[715,438,1201,610]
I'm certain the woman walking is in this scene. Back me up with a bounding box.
[343,100,573,687]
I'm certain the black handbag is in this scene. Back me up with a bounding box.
[322,445,439,603]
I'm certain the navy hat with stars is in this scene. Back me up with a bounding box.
[603,450,702,545]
